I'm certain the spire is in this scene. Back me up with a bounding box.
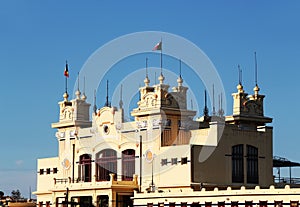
[144,57,150,86]
[119,84,123,109]
[237,65,244,93]
[158,73,165,84]
[177,59,183,86]
[254,52,260,97]
[105,80,111,107]
[203,90,209,117]
[75,72,81,99]
[93,89,97,114]
[81,76,87,101]
[212,84,216,116]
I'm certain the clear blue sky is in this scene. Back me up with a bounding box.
[0,1,300,197]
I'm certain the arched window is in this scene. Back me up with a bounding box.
[78,154,92,182]
[95,149,117,181]
[247,145,258,184]
[232,144,244,183]
[122,149,135,181]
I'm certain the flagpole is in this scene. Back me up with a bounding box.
[65,76,68,93]
[160,38,163,75]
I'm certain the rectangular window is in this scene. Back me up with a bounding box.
[218,202,225,207]
[170,203,176,207]
[245,201,253,207]
[46,201,50,207]
[191,202,200,207]
[259,201,267,207]
[247,145,258,184]
[274,201,283,207]
[38,202,43,207]
[181,202,187,207]
[171,158,178,165]
[161,159,168,166]
[39,169,44,175]
[231,202,238,207]
[46,168,51,174]
[205,202,212,207]
[147,203,153,207]
[158,203,164,207]
[232,144,244,183]
[291,201,299,207]
[53,168,58,174]
[181,157,188,165]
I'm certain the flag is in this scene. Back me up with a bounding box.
[152,41,162,51]
[64,62,69,78]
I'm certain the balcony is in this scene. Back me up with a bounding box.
[53,174,139,190]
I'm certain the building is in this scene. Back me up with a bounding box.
[34,66,299,207]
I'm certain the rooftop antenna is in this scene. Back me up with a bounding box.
[238,64,242,85]
[204,90,209,117]
[119,84,123,109]
[144,57,150,86]
[105,80,110,107]
[179,59,182,78]
[255,51,258,86]
[93,89,97,114]
[75,72,81,99]
[212,84,216,116]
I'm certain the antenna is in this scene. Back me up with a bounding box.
[238,65,242,85]
[255,51,258,86]
[105,80,110,107]
[93,89,97,114]
[146,57,148,78]
[204,90,209,117]
[119,84,123,109]
[179,59,182,78]
[77,72,80,91]
[212,84,216,116]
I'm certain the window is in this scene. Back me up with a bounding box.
[122,149,135,181]
[46,201,50,207]
[291,201,299,207]
[158,203,164,207]
[245,201,253,207]
[170,203,176,207]
[39,169,44,175]
[231,202,238,207]
[191,202,200,207]
[205,202,212,207]
[274,201,283,207]
[181,157,188,165]
[46,168,51,174]
[171,158,177,165]
[259,201,267,207]
[147,203,153,207]
[96,149,117,181]
[181,202,187,207]
[247,145,258,184]
[78,154,92,182]
[232,144,244,183]
[97,195,109,207]
[53,168,58,174]
[218,202,225,207]
[161,159,168,166]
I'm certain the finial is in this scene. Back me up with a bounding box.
[93,89,97,114]
[119,84,123,109]
[158,73,165,84]
[81,76,87,101]
[75,72,81,99]
[255,51,258,87]
[203,90,209,117]
[144,57,150,86]
[63,92,69,102]
[105,80,110,107]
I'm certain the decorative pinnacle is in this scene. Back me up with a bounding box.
[144,76,150,86]
[63,92,69,101]
[158,73,165,84]
[254,84,260,97]
[75,90,81,99]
